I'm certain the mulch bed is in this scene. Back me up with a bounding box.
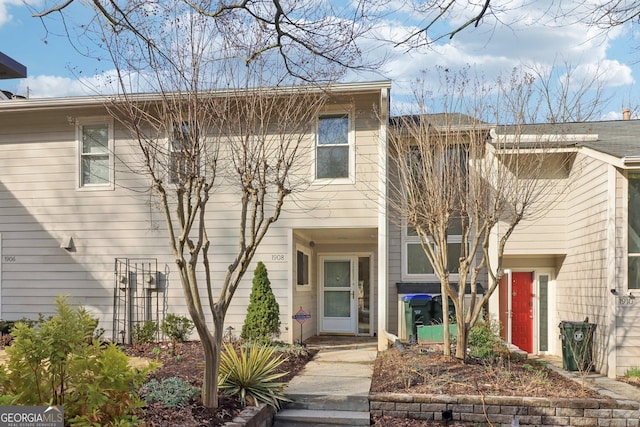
[124,341,316,426]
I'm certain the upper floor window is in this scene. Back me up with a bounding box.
[78,119,113,189]
[316,113,352,181]
[629,172,640,289]
[169,122,198,184]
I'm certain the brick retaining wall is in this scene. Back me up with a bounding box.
[370,392,640,426]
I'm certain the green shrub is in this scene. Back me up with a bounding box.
[468,318,508,362]
[0,296,156,426]
[131,320,158,346]
[140,377,200,408]
[218,342,290,409]
[241,262,281,343]
[625,367,640,378]
[161,314,194,343]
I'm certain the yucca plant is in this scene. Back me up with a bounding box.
[218,342,290,409]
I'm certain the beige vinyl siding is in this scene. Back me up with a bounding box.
[502,154,572,255]
[553,154,611,372]
[615,168,640,377]
[0,87,386,341]
[0,108,179,329]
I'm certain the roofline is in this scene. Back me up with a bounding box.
[0,80,392,112]
[0,52,27,80]
[489,128,599,143]
[623,156,640,166]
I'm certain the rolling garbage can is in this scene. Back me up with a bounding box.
[559,320,596,371]
[402,294,433,342]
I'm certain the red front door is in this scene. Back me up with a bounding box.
[511,272,533,353]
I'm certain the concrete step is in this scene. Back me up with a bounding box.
[284,393,369,412]
[273,409,370,426]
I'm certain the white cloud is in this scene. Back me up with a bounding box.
[600,110,622,121]
[14,71,121,98]
[0,0,24,27]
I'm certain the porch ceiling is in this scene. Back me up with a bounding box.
[296,227,377,245]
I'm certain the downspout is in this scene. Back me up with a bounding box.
[377,86,399,350]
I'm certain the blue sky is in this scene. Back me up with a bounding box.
[1,0,639,120]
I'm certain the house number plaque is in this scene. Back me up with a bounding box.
[271,254,286,262]
[619,297,636,305]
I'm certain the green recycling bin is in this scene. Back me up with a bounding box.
[559,321,596,371]
[402,294,433,341]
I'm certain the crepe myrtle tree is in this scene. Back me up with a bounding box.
[388,68,580,360]
[108,81,327,408]
[79,4,334,408]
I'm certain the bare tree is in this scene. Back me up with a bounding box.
[32,0,382,82]
[389,68,577,359]
[68,5,334,409]
[109,84,326,409]
[525,60,612,123]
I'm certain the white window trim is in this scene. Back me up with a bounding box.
[76,116,115,191]
[401,223,462,281]
[295,244,312,291]
[312,107,356,184]
[627,170,640,290]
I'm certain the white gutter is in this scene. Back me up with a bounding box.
[0,80,393,112]
[489,128,599,143]
[623,156,640,166]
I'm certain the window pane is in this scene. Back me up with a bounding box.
[629,173,640,253]
[407,243,434,274]
[297,250,309,286]
[317,146,348,179]
[82,125,108,154]
[539,275,549,351]
[324,261,350,288]
[406,226,418,236]
[629,256,640,289]
[324,291,350,317]
[82,156,110,185]
[318,115,348,145]
[446,242,461,274]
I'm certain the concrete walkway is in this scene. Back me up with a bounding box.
[273,337,377,426]
[533,354,640,405]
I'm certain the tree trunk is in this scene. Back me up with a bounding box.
[455,321,468,360]
[200,319,224,408]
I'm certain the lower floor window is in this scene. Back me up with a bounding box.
[406,241,461,276]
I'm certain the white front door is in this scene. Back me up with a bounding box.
[320,256,357,333]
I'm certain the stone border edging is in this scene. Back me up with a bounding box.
[369,392,640,426]
[223,403,275,427]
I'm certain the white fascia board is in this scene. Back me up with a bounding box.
[0,81,393,113]
[490,128,599,143]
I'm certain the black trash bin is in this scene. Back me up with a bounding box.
[402,294,433,342]
[559,321,596,371]
[431,295,455,324]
